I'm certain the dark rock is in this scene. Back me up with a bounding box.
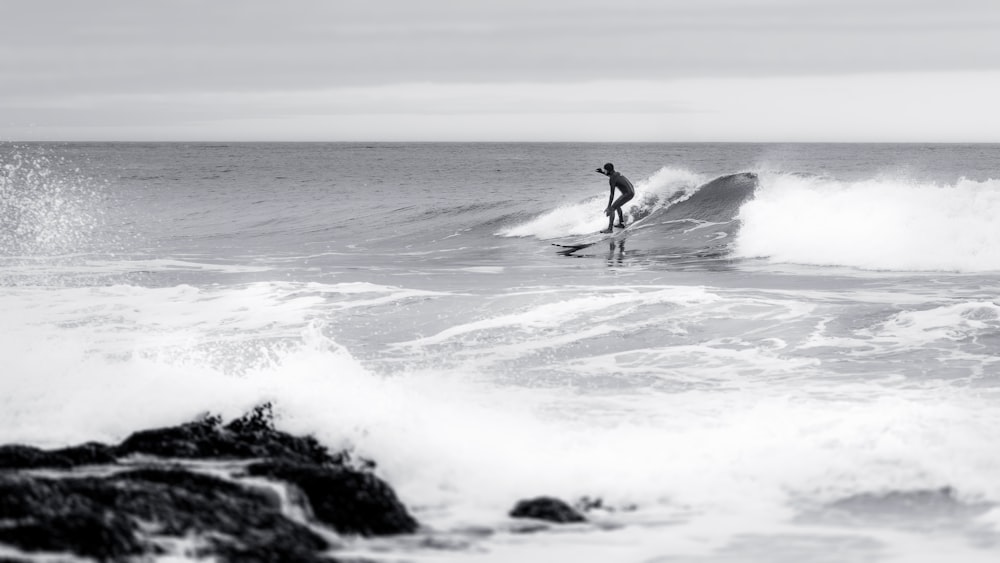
[0,476,145,560]
[211,544,333,563]
[224,401,275,434]
[110,467,329,554]
[0,513,143,561]
[0,404,417,561]
[247,461,418,536]
[0,445,67,469]
[56,442,119,466]
[0,468,329,562]
[510,496,586,524]
[116,403,345,466]
[0,442,116,470]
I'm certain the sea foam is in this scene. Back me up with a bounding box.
[734,173,1000,272]
[498,167,703,239]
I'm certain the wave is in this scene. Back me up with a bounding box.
[735,173,1000,272]
[499,169,757,263]
[500,165,1000,273]
[497,167,706,239]
[621,172,757,257]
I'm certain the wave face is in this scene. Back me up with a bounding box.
[498,170,758,263]
[497,167,706,239]
[735,174,1000,272]
[622,172,758,258]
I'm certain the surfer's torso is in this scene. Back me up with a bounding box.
[609,172,634,195]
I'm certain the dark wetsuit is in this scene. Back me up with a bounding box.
[606,171,635,229]
[609,172,635,207]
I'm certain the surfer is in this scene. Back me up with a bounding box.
[595,163,634,233]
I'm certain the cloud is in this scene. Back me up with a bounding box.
[4,72,999,141]
[3,0,1000,97]
[2,1,999,140]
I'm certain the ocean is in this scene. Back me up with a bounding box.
[2,142,1000,562]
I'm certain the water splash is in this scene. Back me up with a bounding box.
[497,167,704,239]
[735,172,1000,272]
[1,145,111,257]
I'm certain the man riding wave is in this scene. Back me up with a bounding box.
[595,162,634,233]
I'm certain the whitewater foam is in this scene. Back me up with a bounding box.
[394,285,719,349]
[498,167,704,239]
[735,173,1000,272]
[5,277,1000,563]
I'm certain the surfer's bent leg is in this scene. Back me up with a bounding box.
[611,192,634,228]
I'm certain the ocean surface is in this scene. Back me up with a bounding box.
[3,142,1000,562]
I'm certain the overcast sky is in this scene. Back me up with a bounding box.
[3,0,1000,141]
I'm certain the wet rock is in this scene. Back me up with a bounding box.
[0,442,116,470]
[116,404,344,466]
[510,496,586,524]
[0,403,417,562]
[0,445,63,469]
[0,467,330,562]
[247,461,419,536]
[0,476,147,560]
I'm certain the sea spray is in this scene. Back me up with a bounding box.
[734,172,1000,272]
[499,167,704,239]
[0,146,112,257]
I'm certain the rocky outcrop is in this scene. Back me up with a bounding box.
[509,496,586,524]
[0,404,417,562]
[0,442,117,470]
[247,461,416,537]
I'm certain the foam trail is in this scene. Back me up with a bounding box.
[734,173,1000,272]
[498,167,704,239]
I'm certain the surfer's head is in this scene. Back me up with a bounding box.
[603,163,614,174]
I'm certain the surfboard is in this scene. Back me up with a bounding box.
[552,216,650,255]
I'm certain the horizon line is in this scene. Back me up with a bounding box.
[6,139,1000,145]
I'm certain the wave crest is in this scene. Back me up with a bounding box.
[497,167,704,239]
[734,173,1000,272]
